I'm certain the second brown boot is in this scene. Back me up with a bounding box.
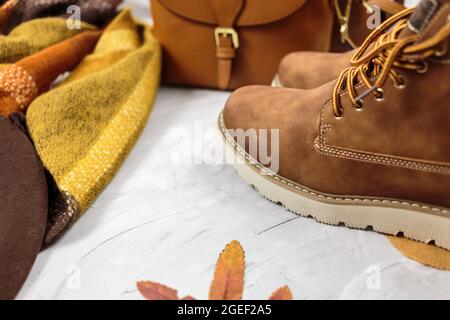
[273,0,407,89]
[220,0,450,249]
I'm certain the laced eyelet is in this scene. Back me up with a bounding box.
[394,77,406,89]
[374,88,385,102]
[355,100,364,109]
[416,61,429,74]
[435,45,448,57]
[334,110,344,119]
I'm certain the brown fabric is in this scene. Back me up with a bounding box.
[223,2,450,213]
[4,0,122,32]
[0,30,101,116]
[152,0,334,90]
[0,114,48,300]
[0,0,17,33]
[44,186,80,248]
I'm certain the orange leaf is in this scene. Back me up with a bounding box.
[137,281,179,300]
[209,240,245,300]
[182,296,196,300]
[269,286,293,300]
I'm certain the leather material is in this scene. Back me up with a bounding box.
[0,114,48,300]
[222,2,450,210]
[158,0,307,26]
[152,0,334,90]
[216,38,236,89]
[209,0,243,89]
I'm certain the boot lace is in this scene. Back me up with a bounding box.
[332,8,450,117]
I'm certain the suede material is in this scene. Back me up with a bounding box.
[278,0,406,89]
[223,80,450,210]
[223,2,450,209]
[323,60,450,163]
[277,49,355,89]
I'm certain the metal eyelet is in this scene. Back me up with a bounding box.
[374,88,384,102]
[334,110,344,119]
[416,61,429,74]
[355,99,364,109]
[435,46,448,57]
[394,77,406,90]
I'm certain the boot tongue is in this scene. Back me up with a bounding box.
[400,0,450,41]
[407,0,442,34]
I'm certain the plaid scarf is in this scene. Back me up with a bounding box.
[26,9,161,245]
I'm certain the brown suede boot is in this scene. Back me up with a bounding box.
[220,0,450,249]
[273,0,406,89]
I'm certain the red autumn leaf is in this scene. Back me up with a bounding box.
[137,281,179,300]
[137,240,293,301]
[269,286,293,300]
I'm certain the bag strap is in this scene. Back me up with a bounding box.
[208,0,244,89]
[368,0,406,15]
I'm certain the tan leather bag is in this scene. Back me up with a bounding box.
[151,0,334,90]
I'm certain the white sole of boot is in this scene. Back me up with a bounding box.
[219,112,450,250]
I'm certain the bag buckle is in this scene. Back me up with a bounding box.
[214,27,240,49]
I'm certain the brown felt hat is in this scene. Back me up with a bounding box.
[0,113,48,300]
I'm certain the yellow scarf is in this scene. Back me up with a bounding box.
[26,9,161,245]
[0,17,95,65]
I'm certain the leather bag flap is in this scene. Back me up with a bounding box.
[157,0,307,26]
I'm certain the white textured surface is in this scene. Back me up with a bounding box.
[19,0,450,300]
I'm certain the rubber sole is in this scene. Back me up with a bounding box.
[219,112,450,250]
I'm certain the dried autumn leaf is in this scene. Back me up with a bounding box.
[209,240,245,300]
[137,281,179,300]
[269,286,293,300]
